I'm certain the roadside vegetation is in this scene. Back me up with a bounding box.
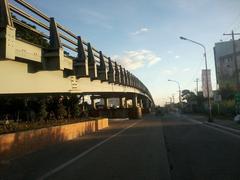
[0,95,95,135]
[167,88,237,120]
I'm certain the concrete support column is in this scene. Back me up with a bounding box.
[146,99,150,109]
[151,101,153,111]
[124,98,128,108]
[142,98,151,114]
[139,99,143,108]
[104,98,108,109]
[119,97,124,108]
[91,97,96,109]
[129,94,142,119]
[82,96,85,111]
[132,94,138,107]
[148,100,152,113]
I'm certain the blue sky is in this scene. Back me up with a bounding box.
[20,0,240,105]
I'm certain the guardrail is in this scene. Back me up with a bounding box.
[0,0,153,101]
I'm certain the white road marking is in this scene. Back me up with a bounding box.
[202,123,240,139]
[185,118,203,124]
[180,114,240,139]
[38,120,142,180]
[180,114,203,124]
[205,122,240,134]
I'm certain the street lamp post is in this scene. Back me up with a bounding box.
[168,79,181,106]
[179,36,213,122]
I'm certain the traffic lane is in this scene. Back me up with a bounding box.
[0,120,138,180]
[46,116,171,180]
[162,114,240,180]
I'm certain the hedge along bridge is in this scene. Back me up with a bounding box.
[0,0,154,117]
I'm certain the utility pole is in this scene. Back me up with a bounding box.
[172,94,175,104]
[223,30,240,91]
[194,78,199,94]
[180,36,213,122]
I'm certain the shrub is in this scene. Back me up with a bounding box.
[56,103,67,120]
[212,100,235,117]
[37,99,48,121]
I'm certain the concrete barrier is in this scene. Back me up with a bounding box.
[0,118,108,161]
[95,118,108,130]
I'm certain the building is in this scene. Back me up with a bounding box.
[214,39,240,90]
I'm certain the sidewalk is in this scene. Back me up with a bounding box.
[184,113,240,132]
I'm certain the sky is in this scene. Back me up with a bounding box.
[15,0,240,105]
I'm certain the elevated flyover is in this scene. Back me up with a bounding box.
[0,0,154,116]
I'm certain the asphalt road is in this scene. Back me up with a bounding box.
[1,113,240,180]
[0,116,170,180]
[162,113,240,180]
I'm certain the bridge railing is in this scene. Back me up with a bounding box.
[0,0,153,101]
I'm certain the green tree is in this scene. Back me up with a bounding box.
[37,99,48,121]
[219,86,235,100]
[56,103,67,120]
[182,89,197,103]
[181,89,204,113]
[69,95,81,118]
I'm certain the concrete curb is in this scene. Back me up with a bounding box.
[204,122,240,135]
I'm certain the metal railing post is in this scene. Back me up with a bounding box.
[0,0,16,60]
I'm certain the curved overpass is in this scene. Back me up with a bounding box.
[0,0,154,110]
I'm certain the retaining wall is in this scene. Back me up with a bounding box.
[0,118,108,161]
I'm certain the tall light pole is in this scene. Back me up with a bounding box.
[180,36,213,122]
[168,79,181,105]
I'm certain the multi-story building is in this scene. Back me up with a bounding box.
[214,39,240,90]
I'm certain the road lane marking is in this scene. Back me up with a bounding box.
[180,114,240,139]
[202,123,240,139]
[184,118,203,125]
[38,120,142,180]
[180,115,203,124]
[205,122,240,134]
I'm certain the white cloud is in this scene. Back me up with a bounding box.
[175,55,180,59]
[132,28,149,35]
[114,50,161,70]
[167,50,173,54]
